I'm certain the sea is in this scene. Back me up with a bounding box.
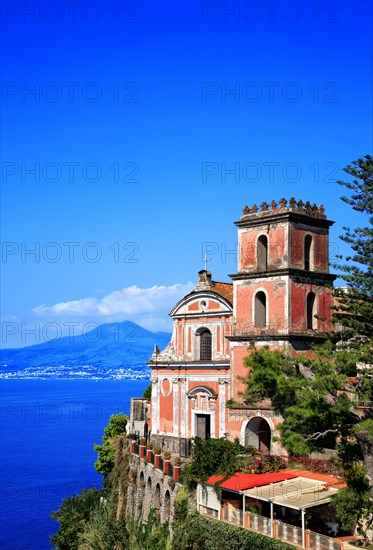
[0,378,148,550]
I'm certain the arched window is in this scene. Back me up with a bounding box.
[255,291,267,328]
[257,235,268,271]
[198,328,212,360]
[304,235,313,271]
[306,292,316,329]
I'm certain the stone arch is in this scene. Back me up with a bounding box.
[154,483,161,520]
[127,484,135,514]
[136,470,145,516]
[163,490,171,523]
[243,416,272,453]
[187,385,217,399]
[143,476,152,519]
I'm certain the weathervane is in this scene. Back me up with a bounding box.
[201,253,211,270]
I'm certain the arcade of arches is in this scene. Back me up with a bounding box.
[127,456,180,525]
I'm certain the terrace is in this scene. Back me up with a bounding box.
[130,440,358,549]
[197,471,357,550]
[130,439,181,481]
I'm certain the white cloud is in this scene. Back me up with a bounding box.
[32,282,194,323]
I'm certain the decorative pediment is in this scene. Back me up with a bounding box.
[170,293,233,317]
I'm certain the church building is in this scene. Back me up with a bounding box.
[147,198,336,456]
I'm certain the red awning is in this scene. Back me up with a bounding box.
[206,472,298,492]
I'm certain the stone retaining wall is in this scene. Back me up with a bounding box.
[126,453,181,523]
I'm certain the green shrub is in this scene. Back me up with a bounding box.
[50,488,103,549]
[127,508,170,549]
[184,437,245,488]
[172,513,294,550]
[286,456,343,477]
[94,414,129,476]
[77,503,129,549]
[173,486,190,523]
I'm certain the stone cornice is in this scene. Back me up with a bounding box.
[147,360,230,369]
[171,310,232,319]
[226,332,328,343]
[229,268,337,282]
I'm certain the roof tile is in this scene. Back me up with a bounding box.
[211,281,233,305]
[206,471,298,492]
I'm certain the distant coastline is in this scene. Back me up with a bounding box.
[0,366,151,380]
[0,320,171,380]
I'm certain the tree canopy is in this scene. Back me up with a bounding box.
[94,413,128,476]
[240,344,353,456]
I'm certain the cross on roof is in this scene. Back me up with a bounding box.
[201,253,211,271]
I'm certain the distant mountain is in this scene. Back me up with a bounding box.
[0,322,171,378]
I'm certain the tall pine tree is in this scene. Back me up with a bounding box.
[332,154,373,341]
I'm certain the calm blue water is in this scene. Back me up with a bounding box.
[0,379,148,550]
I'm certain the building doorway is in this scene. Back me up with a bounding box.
[196,414,211,439]
[245,417,271,452]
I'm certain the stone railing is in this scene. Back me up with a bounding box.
[218,505,342,549]
[307,530,342,550]
[230,321,286,338]
[247,510,272,537]
[277,518,303,546]
[199,505,219,519]
[230,321,325,339]
[221,503,244,526]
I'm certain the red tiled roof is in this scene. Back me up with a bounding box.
[206,472,298,492]
[211,281,233,305]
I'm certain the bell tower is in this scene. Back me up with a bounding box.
[228,198,336,396]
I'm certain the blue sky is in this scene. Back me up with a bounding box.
[1,0,372,347]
